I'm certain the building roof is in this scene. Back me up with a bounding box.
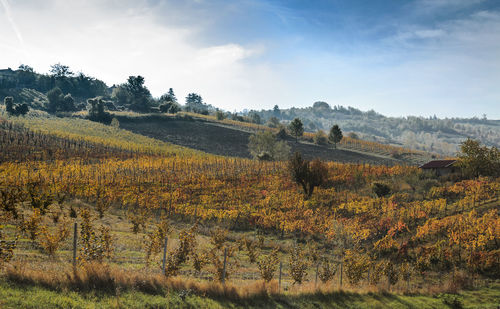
[419,160,457,169]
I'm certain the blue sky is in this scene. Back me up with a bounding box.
[1,0,500,118]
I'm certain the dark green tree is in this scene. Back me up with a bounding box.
[161,88,177,103]
[458,139,500,177]
[18,64,34,72]
[159,101,180,114]
[288,152,328,198]
[4,97,28,116]
[50,63,73,78]
[4,97,14,114]
[185,93,208,114]
[46,87,64,113]
[88,98,112,124]
[273,105,280,118]
[288,118,304,142]
[329,124,343,148]
[124,75,152,113]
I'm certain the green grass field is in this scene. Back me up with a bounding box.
[1,279,499,309]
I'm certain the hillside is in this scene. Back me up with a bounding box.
[116,114,404,165]
[254,103,500,155]
[2,67,499,158]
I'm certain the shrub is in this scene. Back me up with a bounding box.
[289,245,308,284]
[257,247,279,282]
[127,207,148,234]
[20,208,43,242]
[215,110,226,120]
[79,209,114,262]
[318,258,337,283]
[344,249,370,285]
[372,182,391,198]
[0,226,17,266]
[288,152,328,198]
[38,219,70,257]
[240,237,259,263]
[165,223,198,277]
[248,131,290,161]
[143,217,170,266]
[313,130,328,145]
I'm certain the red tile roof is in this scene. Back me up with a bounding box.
[419,160,457,169]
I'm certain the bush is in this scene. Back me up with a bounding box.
[159,102,180,114]
[288,152,328,198]
[4,97,29,116]
[215,110,226,120]
[79,209,114,262]
[248,131,291,161]
[88,98,112,124]
[38,219,70,257]
[372,182,391,197]
[313,130,328,145]
[257,247,279,282]
[289,245,308,284]
[318,258,337,283]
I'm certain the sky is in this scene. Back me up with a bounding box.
[1,0,500,119]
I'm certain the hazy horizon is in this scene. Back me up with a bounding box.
[1,0,500,119]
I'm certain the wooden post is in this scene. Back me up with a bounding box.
[278,261,282,292]
[162,237,168,273]
[72,222,77,267]
[315,263,319,288]
[340,262,343,288]
[222,247,228,284]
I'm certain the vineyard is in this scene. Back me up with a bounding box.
[0,113,499,308]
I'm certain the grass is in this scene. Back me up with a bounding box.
[0,277,498,308]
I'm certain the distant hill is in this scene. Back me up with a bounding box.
[254,102,500,155]
[2,67,498,156]
[0,67,109,105]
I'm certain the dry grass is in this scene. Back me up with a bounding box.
[3,261,277,300]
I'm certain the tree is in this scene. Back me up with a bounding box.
[458,139,500,178]
[329,124,343,148]
[159,102,180,114]
[4,97,29,116]
[248,131,291,161]
[185,93,208,114]
[46,87,64,113]
[249,111,261,124]
[111,86,130,107]
[288,152,328,198]
[123,75,152,113]
[215,110,226,120]
[88,98,112,124]
[313,130,328,145]
[4,97,14,114]
[18,64,34,72]
[160,88,177,103]
[288,118,304,142]
[62,94,76,111]
[273,105,280,118]
[266,116,280,128]
[372,182,391,198]
[50,63,73,78]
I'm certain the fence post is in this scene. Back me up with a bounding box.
[162,237,168,273]
[72,222,77,267]
[340,262,343,288]
[279,261,282,292]
[315,263,319,288]
[222,247,228,284]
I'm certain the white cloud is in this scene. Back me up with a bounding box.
[0,0,288,111]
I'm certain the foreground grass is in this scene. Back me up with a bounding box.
[1,279,498,309]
